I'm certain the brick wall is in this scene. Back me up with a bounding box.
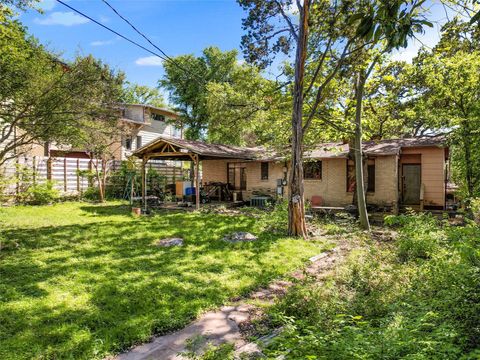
[202,159,286,200]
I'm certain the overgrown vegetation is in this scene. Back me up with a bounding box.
[0,201,329,359]
[260,213,480,359]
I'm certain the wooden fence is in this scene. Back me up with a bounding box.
[1,155,186,196]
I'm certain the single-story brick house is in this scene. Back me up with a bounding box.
[133,135,448,211]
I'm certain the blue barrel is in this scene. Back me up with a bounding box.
[185,187,196,196]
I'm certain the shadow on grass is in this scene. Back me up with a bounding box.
[79,204,133,216]
[0,210,314,359]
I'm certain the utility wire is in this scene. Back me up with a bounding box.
[100,0,205,84]
[55,0,168,63]
[55,0,284,110]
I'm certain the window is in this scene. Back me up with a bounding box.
[152,113,165,122]
[136,135,142,149]
[304,161,322,180]
[367,160,375,192]
[125,137,132,150]
[347,160,355,192]
[261,162,269,180]
[346,159,375,193]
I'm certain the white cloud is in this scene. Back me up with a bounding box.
[99,15,110,24]
[38,0,56,11]
[34,11,90,26]
[135,56,163,66]
[90,39,115,47]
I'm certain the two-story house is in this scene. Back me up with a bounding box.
[116,104,182,160]
[25,103,183,160]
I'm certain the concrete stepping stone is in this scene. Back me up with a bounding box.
[156,238,184,247]
[223,232,258,243]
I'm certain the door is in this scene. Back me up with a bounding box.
[228,163,247,191]
[403,164,421,205]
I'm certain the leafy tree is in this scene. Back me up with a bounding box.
[238,0,431,234]
[206,63,291,147]
[414,49,480,201]
[122,82,166,108]
[0,8,125,170]
[0,0,38,9]
[160,47,238,140]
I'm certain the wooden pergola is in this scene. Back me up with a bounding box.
[132,135,263,210]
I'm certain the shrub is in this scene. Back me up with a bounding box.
[25,181,59,205]
[386,212,444,262]
[262,216,480,359]
[82,186,101,201]
[471,198,480,224]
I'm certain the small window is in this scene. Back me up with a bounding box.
[125,137,132,150]
[261,162,269,180]
[136,135,142,149]
[304,161,322,180]
[152,113,165,121]
[347,160,355,192]
[367,160,375,192]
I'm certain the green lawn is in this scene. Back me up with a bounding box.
[0,202,329,359]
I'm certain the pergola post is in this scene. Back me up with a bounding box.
[192,154,200,210]
[141,156,147,213]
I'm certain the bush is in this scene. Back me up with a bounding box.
[471,198,480,224]
[82,186,101,201]
[386,212,444,262]
[25,181,59,205]
[262,214,480,359]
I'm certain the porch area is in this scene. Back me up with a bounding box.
[132,135,273,211]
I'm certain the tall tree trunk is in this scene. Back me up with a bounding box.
[460,119,474,212]
[288,0,309,238]
[354,70,370,231]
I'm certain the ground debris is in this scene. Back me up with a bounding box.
[371,229,398,242]
[223,232,258,243]
[156,238,184,247]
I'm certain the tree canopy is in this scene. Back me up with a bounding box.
[0,8,125,166]
[122,83,166,108]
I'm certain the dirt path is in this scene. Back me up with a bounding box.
[115,239,353,360]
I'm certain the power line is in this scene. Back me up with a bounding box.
[55,0,168,63]
[55,0,283,110]
[99,0,208,87]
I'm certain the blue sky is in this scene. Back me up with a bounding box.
[20,0,247,89]
[19,0,456,92]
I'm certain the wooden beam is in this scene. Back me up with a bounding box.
[145,151,192,159]
[193,154,200,210]
[141,157,147,213]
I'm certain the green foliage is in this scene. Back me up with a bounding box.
[182,336,235,360]
[386,212,444,261]
[122,82,166,107]
[0,8,125,166]
[0,201,328,359]
[160,47,239,140]
[471,198,480,224]
[206,63,291,147]
[263,214,480,359]
[82,186,101,201]
[24,181,59,205]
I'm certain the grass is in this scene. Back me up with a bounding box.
[260,214,480,359]
[0,201,329,359]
